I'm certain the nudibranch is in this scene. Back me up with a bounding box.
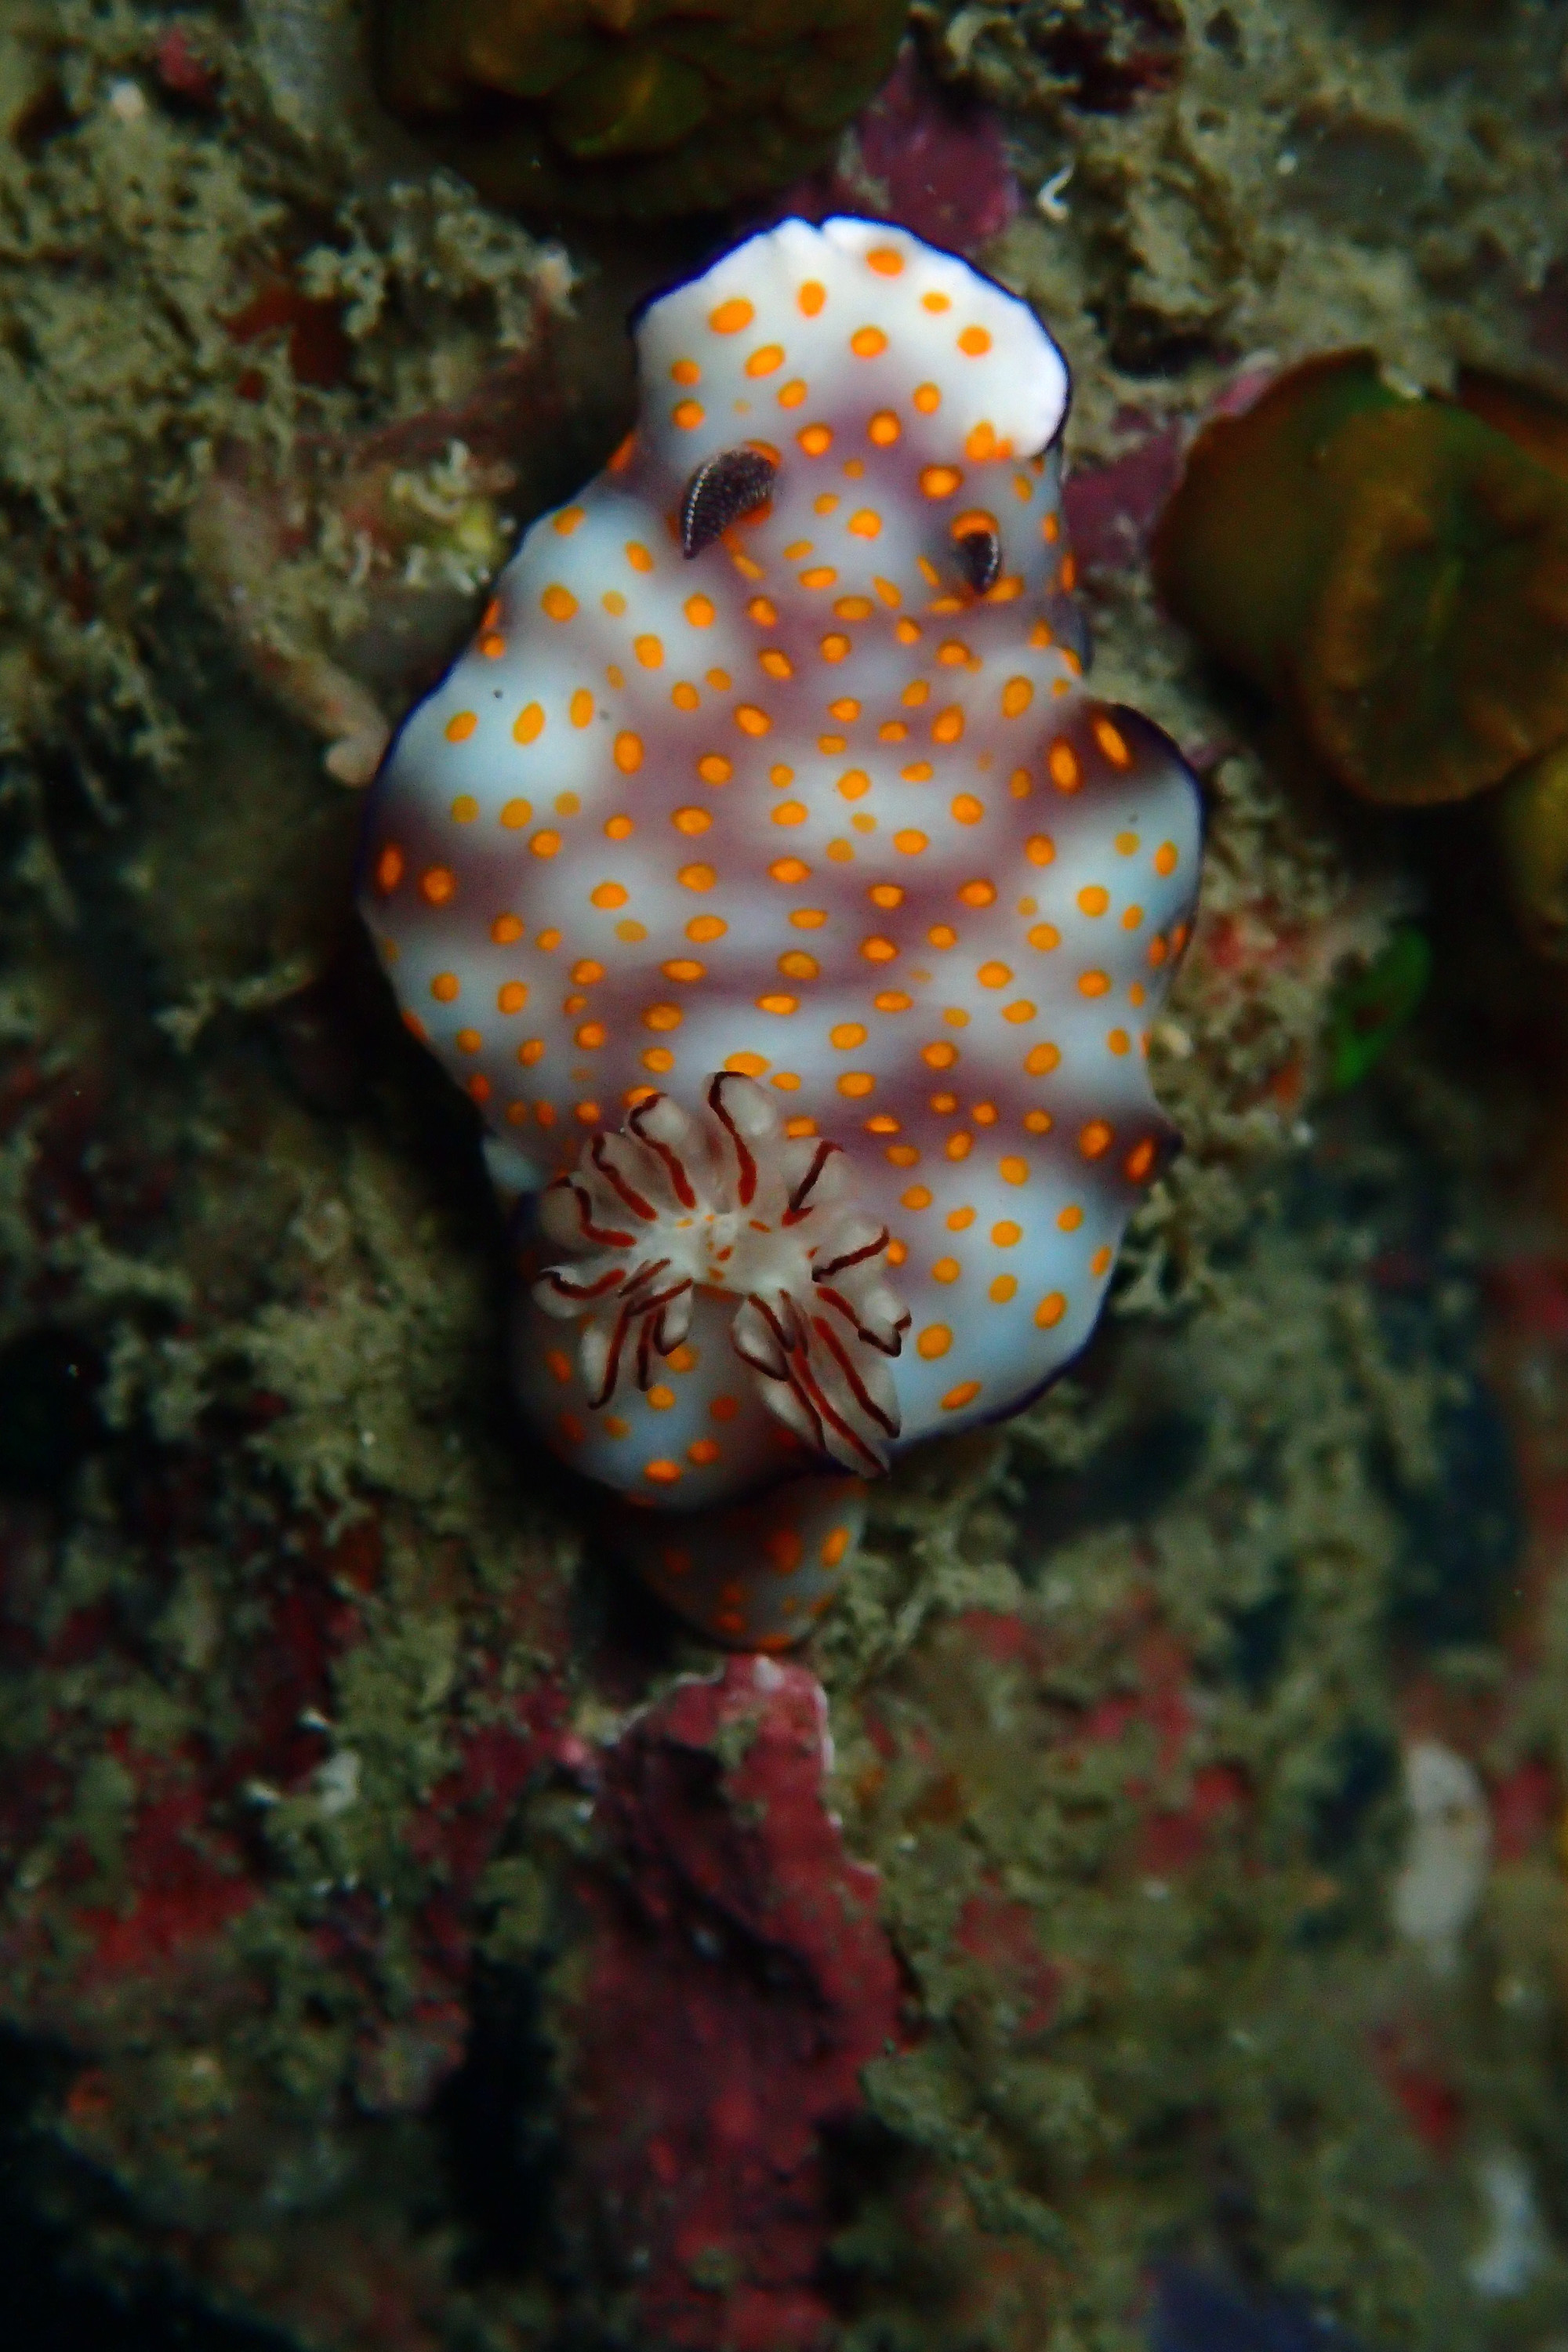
[360,216,1201,1646]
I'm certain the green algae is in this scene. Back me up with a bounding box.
[1327,926,1432,1091]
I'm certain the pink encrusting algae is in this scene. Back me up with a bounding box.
[359,215,1201,1644]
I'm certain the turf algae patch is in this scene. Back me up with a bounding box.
[0,8,584,2341]
[815,1103,1557,2352]
[926,0,1568,456]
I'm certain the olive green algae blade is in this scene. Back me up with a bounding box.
[1152,350,1402,695]
[1156,352,1568,805]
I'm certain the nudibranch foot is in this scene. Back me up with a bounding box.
[609,1472,869,1651]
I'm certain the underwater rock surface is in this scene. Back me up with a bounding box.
[1,2,1568,2349]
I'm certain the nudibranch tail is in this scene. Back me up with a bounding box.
[360,212,1203,1647]
[612,1472,870,1651]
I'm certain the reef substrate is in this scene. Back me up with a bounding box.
[2,5,1568,2350]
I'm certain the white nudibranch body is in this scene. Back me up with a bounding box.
[358,213,1202,1646]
